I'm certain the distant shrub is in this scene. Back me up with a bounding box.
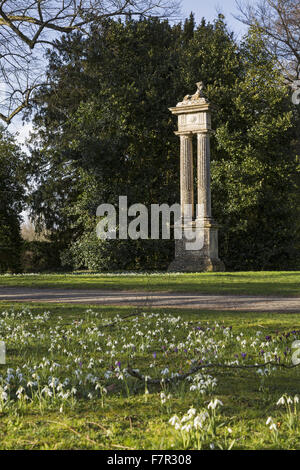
[60,231,173,272]
[21,241,63,272]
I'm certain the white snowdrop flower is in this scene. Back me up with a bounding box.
[294,395,299,404]
[208,399,223,410]
[160,392,166,404]
[269,423,277,431]
[182,424,192,433]
[16,386,25,398]
[41,386,52,397]
[187,407,197,417]
[181,414,190,424]
[266,417,273,425]
[169,415,179,426]
[193,416,203,430]
[276,397,285,406]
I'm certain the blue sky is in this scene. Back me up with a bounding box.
[11,0,248,145]
[181,0,248,37]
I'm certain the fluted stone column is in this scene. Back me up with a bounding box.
[197,132,211,220]
[179,133,194,220]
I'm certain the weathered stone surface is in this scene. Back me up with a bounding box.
[197,132,211,219]
[168,255,225,273]
[168,82,225,273]
[168,222,225,273]
[180,133,194,219]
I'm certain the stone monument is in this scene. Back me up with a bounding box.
[168,82,225,272]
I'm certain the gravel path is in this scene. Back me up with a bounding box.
[0,287,299,312]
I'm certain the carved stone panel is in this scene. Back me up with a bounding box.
[178,111,211,132]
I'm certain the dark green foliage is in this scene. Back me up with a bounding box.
[212,30,300,270]
[0,127,25,272]
[61,233,173,272]
[21,241,63,272]
[27,16,300,271]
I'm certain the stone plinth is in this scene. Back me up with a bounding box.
[168,221,225,273]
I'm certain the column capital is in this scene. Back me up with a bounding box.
[174,131,194,136]
[175,130,215,136]
[196,129,215,136]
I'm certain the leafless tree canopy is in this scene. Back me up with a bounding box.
[236,0,300,83]
[0,0,181,124]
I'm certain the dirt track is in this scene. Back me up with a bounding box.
[0,287,299,312]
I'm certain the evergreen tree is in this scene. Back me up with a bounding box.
[0,127,25,272]
[27,16,300,271]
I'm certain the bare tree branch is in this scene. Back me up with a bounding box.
[0,0,182,124]
[235,0,300,83]
[128,360,300,385]
[0,83,42,123]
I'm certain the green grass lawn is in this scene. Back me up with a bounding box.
[0,302,300,450]
[0,271,299,296]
